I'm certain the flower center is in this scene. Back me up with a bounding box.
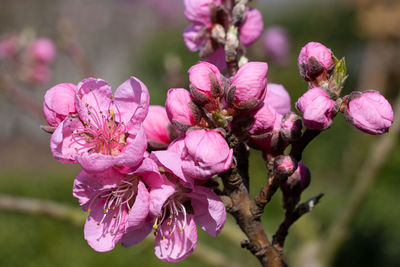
[153,195,188,239]
[88,175,138,236]
[72,92,128,156]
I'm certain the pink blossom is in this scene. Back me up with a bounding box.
[281,112,303,142]
[343,90,394,135]
[143,105,171,145]
[165,88,198,130]
[43,83,77,127]
[274,155,297,176]
[239,8,264,47]
[0,34,19,59]
[27,38,56,63]
[183,24,206,52]
[50,77,149,172]
[188,61,223,98]
[296,87,335,130]
[282,161,311,193]
[229,62,268,110]
[265,83,291,115]
[181,129,233,180]
[263,26,290,66]
[298,42,332,81]
[248,102,277,136]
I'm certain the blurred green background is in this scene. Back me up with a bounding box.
[0,0,399,266]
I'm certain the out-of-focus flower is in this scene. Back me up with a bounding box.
[296,87,335,130]
[343,90,394,135]
[263,26,290,66]
[0,34,19,59]
[50,77,149,173]
[27,38,56,63]
[238,8,264,47]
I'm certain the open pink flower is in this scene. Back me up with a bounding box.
[130,150,226,262]
[181,129,233,180]
[43,83,77,127]
[72,160,160,252]
[50,77,149,172]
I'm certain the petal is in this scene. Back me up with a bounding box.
[149,178,176,217]
[154,214,197,262]
[76,78,113,123]
[84,201,127,252]
[120,218,153,247]
[183,24,206,52]
[143,105,170,144]
[189,186,226,237]
[114,76,150,127]
[125,180,150,229]
[205,46,227,72]
[50,116,80,164]
[239,8,264,47]
[265,83,291,115]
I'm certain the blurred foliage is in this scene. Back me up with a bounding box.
[0,0,399,267]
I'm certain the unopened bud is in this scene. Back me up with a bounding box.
[298,42,333,83]
[225,26,239,62]
[165,88,199,131]
[281,112,303,142]
[232,2,246,25]
[274,155,298,176]
[281,161,311,210]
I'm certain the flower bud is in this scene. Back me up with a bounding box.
[281,161,311,210]
[228,62,268,111]
[296,87,335,130]
[274,155,298,176]
[265,83,291,115]
[27,38,56,63]
[143,105,171,149]
[181,129,233,180]
[343,90,394,135]
[263,26,290,66]
[298,42,332,82]
[281,112,303,142]
[211,24,226,45]
[248,102,277,136]
[188,61,223,100]
[43,83,77,127]
[165,88,202,131]
[239,8,263,47]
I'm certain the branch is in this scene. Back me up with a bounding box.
[0,194,240,267]
[290,129,320,162]
[272,194,324,250]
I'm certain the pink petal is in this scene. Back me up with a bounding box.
[189,186,226,237]
[205,46,227,72]
[114,76,150,128]
[265,83,291,115]
[143,105,170,144]
[121,218,153,247]
[188,61,222,96]
[50,117,80,164]
[75,78,113,123]
[154,213,197,262]
[183,24,206,52]
[239,8,264,47]
[125,180,150,229]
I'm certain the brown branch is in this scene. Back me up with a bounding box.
[289,129,321,162]
[272,194,324,250]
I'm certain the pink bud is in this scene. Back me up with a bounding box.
[165,88,199,131]
[184,0,221,26]
[229,62,268,110]
[143,105,171,145]
[296,87,335,130]
[249,102,277,136]
[281,112,303,142]
[182,129,233,180]
[263,26,290,66]
[265,83,291,115]
[27,38,56,63]
[188,61,223,98]
[343,90,394,135]
[282,161,310,193]
[298,42,332,81]
[274,155,297,176]
[239,8,263,47]
[43,83,77,127]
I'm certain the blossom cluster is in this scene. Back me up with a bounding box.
[43,75,230,262]
[0,33,56,85]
